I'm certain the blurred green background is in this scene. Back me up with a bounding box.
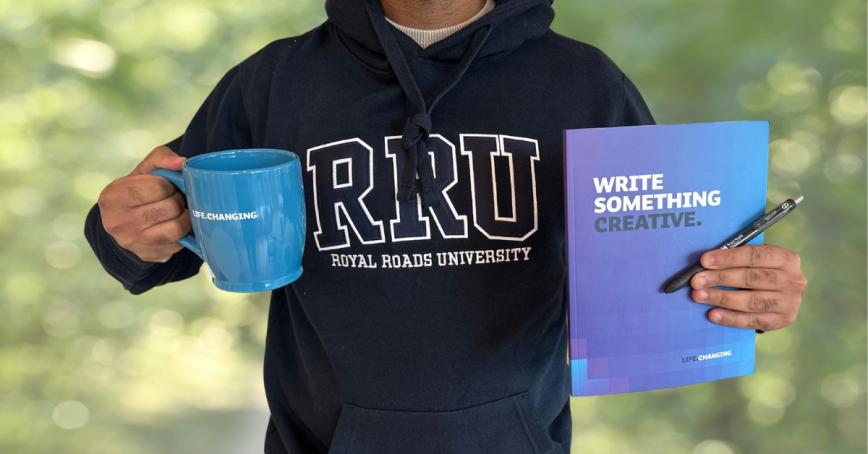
[1,0,865,453]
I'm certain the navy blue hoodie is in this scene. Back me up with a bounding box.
[85,1,654,452]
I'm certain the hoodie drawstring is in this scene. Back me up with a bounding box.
[367,2,494,208]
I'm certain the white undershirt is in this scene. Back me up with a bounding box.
[385,0,496,49]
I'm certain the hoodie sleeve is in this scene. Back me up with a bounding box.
[84,65,252,295]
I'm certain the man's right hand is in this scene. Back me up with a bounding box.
[97,146,192,263]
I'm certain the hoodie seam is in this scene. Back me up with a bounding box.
[617,71,629,124]
[235,64,253,135]
[330,21,395,77]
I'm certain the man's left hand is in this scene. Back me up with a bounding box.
[690,244,807,332]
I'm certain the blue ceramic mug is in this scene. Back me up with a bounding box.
[152,149,305,292]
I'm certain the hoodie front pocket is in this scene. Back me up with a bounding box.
[327,392,562,454]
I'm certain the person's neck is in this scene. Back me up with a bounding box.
[381,0,487,29]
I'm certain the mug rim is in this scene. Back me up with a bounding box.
[184,148,298,174]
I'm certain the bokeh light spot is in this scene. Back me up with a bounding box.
[767,62,815,96]
[51,401,90,430]
[53,38,118,78]
[770,138,819,178]
[161,4,219,52]
[52,212,85,241]
[5,186,46,217]
[823,153,864,183]
[828,85,867,126]
[43,300,80,337]
[692,439,736,454]
[747,399,785,426]
[148,309,185,337]
[3,272,44,304]
[820,373,863,407]
[44,240,82,269]
[738,81,775,112]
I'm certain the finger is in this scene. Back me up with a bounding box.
[140,209,192,245]
[707,307,788,331]
[115,175,178,208]
[700,245,800,272]
[130,146,186,176]
[692,288,787,313]
[691,267,787,291]
[134,192,186,229]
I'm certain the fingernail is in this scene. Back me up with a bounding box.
[704,254,716,266]
[695,290,708,301]
[695,275,707,287]
[710,311,722,322]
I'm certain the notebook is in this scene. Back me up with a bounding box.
[564,121,768,396]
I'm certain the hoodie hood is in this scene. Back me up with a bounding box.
[326,0,555,63]
[325,0,555,207]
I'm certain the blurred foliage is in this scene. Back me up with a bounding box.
[0,0,865,453]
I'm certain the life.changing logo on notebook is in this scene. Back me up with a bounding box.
[681,349,733,363]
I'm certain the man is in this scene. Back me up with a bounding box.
[85,1,807,452]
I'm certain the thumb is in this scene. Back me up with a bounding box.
[131,146,186,175]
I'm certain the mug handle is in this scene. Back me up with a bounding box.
[151,169,205,261]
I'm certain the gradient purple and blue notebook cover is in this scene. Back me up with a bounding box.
[564,121,769,396]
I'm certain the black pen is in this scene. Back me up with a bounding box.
[663,195,804,294]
